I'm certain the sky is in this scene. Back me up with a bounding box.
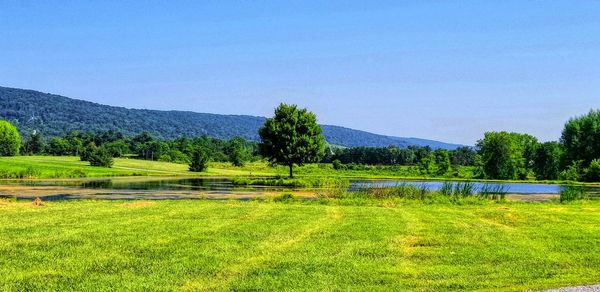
[1,1,599,145]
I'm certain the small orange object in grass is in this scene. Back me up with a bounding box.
[33,197,44,206]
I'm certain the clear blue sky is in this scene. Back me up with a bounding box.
[1,1,599,145]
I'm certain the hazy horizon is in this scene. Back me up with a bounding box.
[2,1,599,145]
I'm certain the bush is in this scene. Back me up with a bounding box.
[583,159,600,182]
[88,147,114,167]
[272,193,297,202]
[159,149,189,164]
[559,161,583,181]
[560,186,587,203]
[332,160,345,170]
[189,148,210,172]
[80,142,98,162]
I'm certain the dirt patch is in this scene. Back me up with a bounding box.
[118,201,156,207]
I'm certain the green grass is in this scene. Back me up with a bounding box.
[0,155,479,181]
[232,176,350,188]
[1,156,599,187]
[0,156,277,178]
[1,199,600,290]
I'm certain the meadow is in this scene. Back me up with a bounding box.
[1,199,600,290]
[3,156,597,190]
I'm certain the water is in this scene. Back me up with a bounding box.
[350,180,564,194]
[1,177,598,201]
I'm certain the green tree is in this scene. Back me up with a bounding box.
[418,153,437,175]
[559,160,583,181]
[189,147,210,172]
[433,149,451,176]
[88,147,114,167]
[0,120,21,156]
[516,134,539,179]
[46,137,72,156]
[227,137,250,167]
[67,137,84,156]
[450,146,476,166]
[584,159,600,182]
[259,103,325,178]
[477,132,536,180]
[22,131,44,155]
[159,149,189,164]
[104,140,130,158]
[561,110,600,167]
[80,142,98,161]
[533,141,563,180]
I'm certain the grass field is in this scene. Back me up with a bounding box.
[0,155,472,180]
[0,156,277,179]
[1,199,600,290]
[0,155,514,181]
[1,156,597,187]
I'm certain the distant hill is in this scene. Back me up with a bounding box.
[0,86,463,150]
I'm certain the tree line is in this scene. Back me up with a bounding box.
[13,128,259,170]
[1,106,600,182]
[477,110,600,182]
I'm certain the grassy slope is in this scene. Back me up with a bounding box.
[1,199,600,290]
[0,156,276,178]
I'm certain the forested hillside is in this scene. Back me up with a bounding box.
[0,86,462,149]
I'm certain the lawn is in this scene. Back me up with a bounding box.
[1,199,599,290]
[0,156,276,178]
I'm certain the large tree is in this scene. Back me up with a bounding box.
[227,137,251,167]
[259,103,325,178]
[561,109,600,167]
[533,141,563,180]
[0,120,21,156]
[22,131,45,155]
[477,132,538,180]
[46,137,72,156]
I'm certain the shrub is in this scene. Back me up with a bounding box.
[272,193,296,202]
[583,159,600,182]
[70,169,87,178]
[559,161,583,181]
[88,147,114,167]
[332,160,345,170]
[560,186,587,203]
[189,148,210,172]
[159,149,189,164]
[80,142,98,162]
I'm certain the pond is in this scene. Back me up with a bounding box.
[0,177,598,201]
[351,180,564,194]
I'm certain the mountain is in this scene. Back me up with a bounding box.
[0,86,463,150]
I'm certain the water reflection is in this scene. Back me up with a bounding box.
[1,177,598,201]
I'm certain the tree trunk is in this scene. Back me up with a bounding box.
[289,164,294,178]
